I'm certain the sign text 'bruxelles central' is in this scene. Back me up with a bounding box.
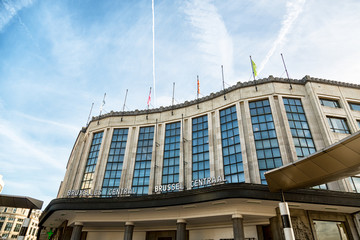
[67,175,226,197]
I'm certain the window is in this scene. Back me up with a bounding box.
[192,115,210,187]
[5,222,13,231]
[327,117,350,134]
[2,234,8,238]
[313,220,348,240]
[14,223,21,232]
[0,217,5,220]
[349,102,360,111]
[283,98,316,158]
[249,99,282,184]
[220,106,244,183]
[132,126,155,195]
[80,132,104,190]
[0,222,4,231]
[350,176,360,193]
[102,128,128,197]
[11,234,18,239]
[357,120,360,128]
[162,122,181,189]
[312,184,327,190]
[320,98,340,108]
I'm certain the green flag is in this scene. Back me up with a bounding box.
[251,59,257,77]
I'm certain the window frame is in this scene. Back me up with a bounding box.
[327,116,351,134]
[319,98,341,108]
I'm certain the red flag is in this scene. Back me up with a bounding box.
[147,87,152,106]
[197,76,200,95]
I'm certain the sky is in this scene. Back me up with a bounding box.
[1,0,360,208]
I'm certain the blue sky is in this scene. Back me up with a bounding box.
[1,0,360,207]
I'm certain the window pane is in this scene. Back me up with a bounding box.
[132,126,154,195]
[192,115,210,188]
[102,129,128,197]
[249,99,282,184]
[283,97,316,159]
[327,117,350,134]
[162,122,181,191]
[220,106,244,183]
[80,132,104,191]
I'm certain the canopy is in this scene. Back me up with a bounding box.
[0,194,43,209]
[265,131,360,192]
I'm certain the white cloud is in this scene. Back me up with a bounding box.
[0,117,64,170]
[184,0,234,80]
[257,0,306,75]
[0,0,34,32]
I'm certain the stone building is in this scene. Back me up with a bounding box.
[0,207,41,240]
[39,76,360,240]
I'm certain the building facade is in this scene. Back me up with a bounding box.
[0,207,41,240]
[40,76,360,240]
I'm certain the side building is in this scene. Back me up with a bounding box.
[0,207,41,240]
[40,76,360,240]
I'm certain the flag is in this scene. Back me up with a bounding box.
[197,76,200,95]
[251,59,257,77]
[147,87,152,106]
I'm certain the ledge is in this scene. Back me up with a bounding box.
[39,183,360,226]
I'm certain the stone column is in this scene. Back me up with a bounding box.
[124,222,134,240]
[176,219,187,240]
[232,214,245,240]
[70,222,83,240]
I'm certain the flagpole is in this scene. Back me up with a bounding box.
[172,82,175,115]
[146,87,151,120]
[221,65,226,100]
[99,93,106,116]
[172,82,175,107]
[121,89,128,122]
[281,53,292,89]
[122,89,128,112]
[250,56,258,91]
[197,75,200,109]
[86,102,94,126]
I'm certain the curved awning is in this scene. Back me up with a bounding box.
[0,194,43,209]
[265,131,360,192]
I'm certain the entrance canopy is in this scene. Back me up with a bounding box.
[265,131,360,192]
[0,194,43,209]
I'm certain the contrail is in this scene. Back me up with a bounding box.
[258,0,306,75]
[152,0,156,107]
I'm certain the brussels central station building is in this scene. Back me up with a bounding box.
[39,76,360,240]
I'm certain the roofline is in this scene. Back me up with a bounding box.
[87,75,360,124]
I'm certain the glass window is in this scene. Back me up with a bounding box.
[192,115,210,187]
[350,176,360,193]
[132,126,154,195]
[4,222,13,231]
[162,122,181,190]
[313,220,349,240]
[320,98,340,108]
[357,120,360,128]
[349,102,360,111]
[283,98,316,159]
[102,128,128,197]
[80,132,104,190]
[250,99,283,184]
[327,117,350,134]
[0,222,3,231]
[312,184,327,190]
[220,106,244,183]
[13,223,21,232]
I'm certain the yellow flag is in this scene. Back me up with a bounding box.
[251,59,257,77]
